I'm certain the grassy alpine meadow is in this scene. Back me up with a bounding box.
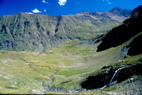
[0,35,142,94]
[0,40,117,93]
[1,4,142,95]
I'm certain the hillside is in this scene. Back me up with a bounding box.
[1,6,142,95]
[0,8,131,51]
[81,5,142,95]
[97,6,142,52]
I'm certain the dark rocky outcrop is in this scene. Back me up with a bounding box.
[97,5,142,52]
[81,62,142,90]
[131,5,142,18]
[127,34,142,56]
[80,5,142,93]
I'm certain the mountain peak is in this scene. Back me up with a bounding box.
[110,7,132,17]
[110,7,123,12]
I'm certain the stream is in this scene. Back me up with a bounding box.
[100,67,124,90]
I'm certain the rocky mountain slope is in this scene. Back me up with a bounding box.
[109,7,132,17]
[80,5,142,95]
[2,7,142,95]
[0,8,131,51]
[97,6,142,52]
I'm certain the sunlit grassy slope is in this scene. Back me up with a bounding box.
[0,34,142,94]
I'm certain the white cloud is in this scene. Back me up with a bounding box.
[25,9,42,14]
[32,9,41,13]
[58,0,67,6]
[25,12,33,14]
[42,0,48,4]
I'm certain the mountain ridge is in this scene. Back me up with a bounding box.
[0,8,132,52]
[109,7,132,17]
[97,5,142,52]
[1,6,142,95]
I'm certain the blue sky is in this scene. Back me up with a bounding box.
[0,0,142,16]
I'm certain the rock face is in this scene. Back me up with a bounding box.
[131,5,142,18]
[0,8,131,51]
[97,5,142,52]
[127,34,142,55]
[81,61,142,90]
[81,5,142,91]
[0,13,58,51]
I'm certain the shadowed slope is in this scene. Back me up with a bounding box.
[97,5,142,52]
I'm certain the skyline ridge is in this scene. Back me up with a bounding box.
[0,0,141,16]
[0,7,132,17]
